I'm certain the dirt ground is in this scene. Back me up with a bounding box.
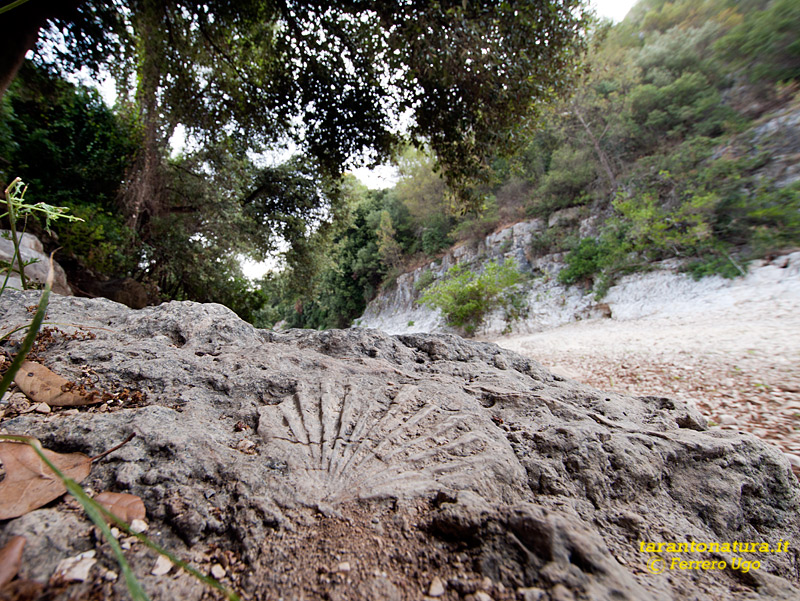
[492,292,800,471]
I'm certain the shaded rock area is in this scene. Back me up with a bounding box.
[0,292,798,600]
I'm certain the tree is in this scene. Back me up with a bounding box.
[375,210,402,270]
[2,0,591,211]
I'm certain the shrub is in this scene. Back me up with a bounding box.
[414,270,436,291]
[558,238,613,285]
[421,214,453,255]
[420,259,527,336]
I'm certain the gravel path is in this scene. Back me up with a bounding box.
[492,253,800,471]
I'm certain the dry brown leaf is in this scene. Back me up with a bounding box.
[13,361,99,407]
[94,492,146,524]
[0,578,44,600]
[0,536,25,589]
[0,440,92,520]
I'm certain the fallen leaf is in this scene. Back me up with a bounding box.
[0,536,25,588]
[0,440,92,520]
[94,491,146,524]
[0,578,44,599]
[13,361,99,407]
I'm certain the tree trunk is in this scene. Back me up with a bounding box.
[573,105,617,195]
[121,0,167,236]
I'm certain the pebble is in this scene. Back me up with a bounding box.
[151,555,172,576]
[337,561,351,573]
[428,576,445,597]
[517,588,546,601]
[55,550,96,582]
[130,519,149,533]
[33,402,50,414]
[235,439,256,453]
[210,564,226,579]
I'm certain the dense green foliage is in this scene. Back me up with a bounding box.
[0,63,137,275]
[0,0,593,324]
[419,259,527,336]
[523,0,800,295]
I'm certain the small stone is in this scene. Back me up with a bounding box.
[54,550,97,583]
[474,593,493,601]
[337,561,351,573]
[110,527,121,538]
[100,567,118,582]
[718,414,737,426]
[33,402,51,414]
[428,576,445,597]
[550,584,576,601]
[480,576,493,591]
[235,439,257,453]
[130,519,149,533]
[151,555,172,576]
[210,564,226,580]
[517,588,545,601]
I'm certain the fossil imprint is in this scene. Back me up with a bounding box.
[257,380,524,504]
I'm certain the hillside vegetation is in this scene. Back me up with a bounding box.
[258,0,800,331]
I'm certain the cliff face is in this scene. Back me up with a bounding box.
[356,216,597,337]
[357,104,800,338]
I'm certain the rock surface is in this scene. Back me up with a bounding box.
[0,292,799,600]
[0,230,71,296]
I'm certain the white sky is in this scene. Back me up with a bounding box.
[593,0,639,23]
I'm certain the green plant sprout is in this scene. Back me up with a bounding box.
[1,178,82,291]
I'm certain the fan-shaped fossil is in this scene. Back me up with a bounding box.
[257,379,525,504]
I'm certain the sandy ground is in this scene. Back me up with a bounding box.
[491,258,800,470]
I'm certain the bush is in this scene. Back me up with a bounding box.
[685,253,744,280]
[421,213,453,255]
[414,270,436,292]
[558,238,613,285]
[420,259,527,336]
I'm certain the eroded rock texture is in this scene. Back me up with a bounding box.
[0,291,798,600]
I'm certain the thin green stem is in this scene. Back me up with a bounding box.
[4,179,28,289]
[0,0,32,16]
[0,434,242,601]
[0,255,51,400]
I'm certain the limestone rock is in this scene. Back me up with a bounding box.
[0,291,798,600]
[0,231,71,295]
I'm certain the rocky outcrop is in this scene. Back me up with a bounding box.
[0,230,71,295]
[358,210,800,339]
[356,218,594,336]
[0,292,798,600]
